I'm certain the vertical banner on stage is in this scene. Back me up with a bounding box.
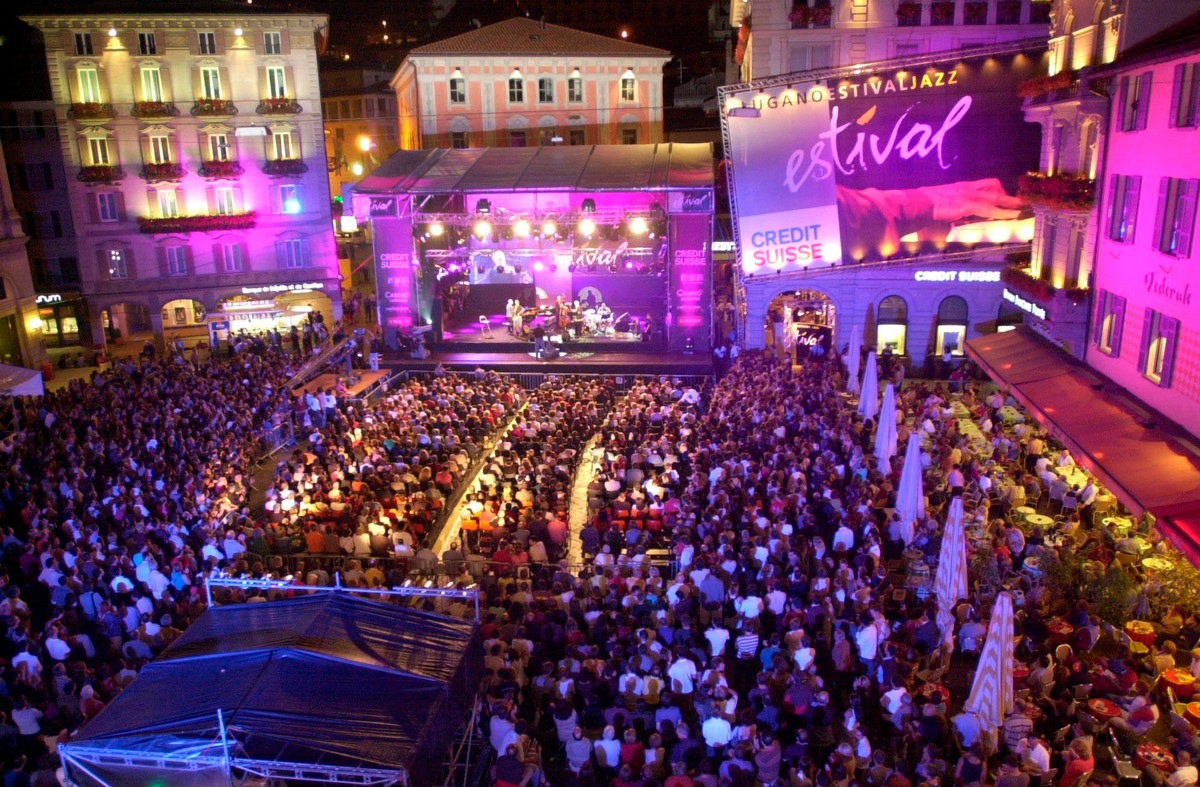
[668,213,712,353]
[370,195,415,350]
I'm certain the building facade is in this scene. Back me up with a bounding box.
[393,18,671,151]
[0,141,44,370]
[321,66,401,201]
[22,9,342,350]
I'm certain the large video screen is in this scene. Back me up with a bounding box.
[722,50,1044,274]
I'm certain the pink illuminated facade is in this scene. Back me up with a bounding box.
[22,10,342,349]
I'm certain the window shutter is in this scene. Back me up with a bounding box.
[1178,180,1199,258]
[1107,174,1119,238]
[280,31,291,54]
[86,194,100,223]
[1189,67,1200,127]
[176,187,186,213]
[206,187,217,213]
[156,246,168,277]
[233,185,244,213]
[1117,76,1130,131]
[1160,315,1180,387]
[1125,176,1141,242]
[274,239,285,268]
[1171,64,1184,128]
[212,243,223,274]
[1112,295,1127,357]
[302,238,312,266]
[114,192,127,221]
[96,248,109,280]
[270,184,282,214]
[146,187,158,217]
[1154,177,1170,250]
[1136,71,1153,130]
[1137,308,1153,374]
[42,162,53,190]
[1092,291,1107,345]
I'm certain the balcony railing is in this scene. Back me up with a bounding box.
[140,162,187,182]
[262,158,309,177]
[890,0,1045,28]
[68,103,116,121]
[897,2,921,25]
[131,101,179,119]
[256,97,302,115]
[198,160,245,179]
[137,211,257,234]
[788,3,832,28]
[191,98,238,117]
[1002,264,1088,305]
[963,1,987,23]
[77,165,125,184]
[930,2,955,24]
[1018,172,1095,211]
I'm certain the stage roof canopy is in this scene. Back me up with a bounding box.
[60,593,482,787]
[355,143,714,195]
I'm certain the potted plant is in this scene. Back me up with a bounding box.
[69,102,116,120]
[788,3,811,28]
[131,101,179,119]
[963,1,987,24]
[256,97,302,115]
[930,1,954,24]
[191,98,238,117]
[262,158,309,177]
[77,165,125,183]
[140,162,187,182]
[996,0,1021,23]
[198,160,245,178]
[137,211,257,234]
[896,2,921,26]
[1017,171,1096,211]
[811,4,833,27]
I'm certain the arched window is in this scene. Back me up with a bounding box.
[876,295,907,355]
[936,295,969,356]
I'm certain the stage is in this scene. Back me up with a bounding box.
[437,309,657,354]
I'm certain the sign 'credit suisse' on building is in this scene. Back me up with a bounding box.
[720,45,1044,276]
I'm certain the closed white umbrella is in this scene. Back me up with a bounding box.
[964,591,1016,732]
[847,325,862,395]
[934,498,969,651]
[894,432,926,545]
[857,352,879,422]
[875,383,898,473]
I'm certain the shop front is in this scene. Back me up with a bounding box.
[35,293,92,351]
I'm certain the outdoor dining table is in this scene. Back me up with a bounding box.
[999,406,1025,423]
[1125,620,1157,648]
[1047,618,1075,646]
[917,682,950,703]
[1143,557,1175,573]
[1013,506,1036,523]
[1025,514,1054,528]
[1187,702,1200,727]
[1104,516,1134,535]
[1023,557,1044,577]
[1086,697,1124,720]
[1013,664,1030,685]
[1161,667,1196,700]
[1134,743,1176,772]
[1053,466,1089,488]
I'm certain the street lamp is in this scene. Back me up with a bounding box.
[357,135,372,153]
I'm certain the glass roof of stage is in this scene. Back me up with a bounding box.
[355,143,714,194]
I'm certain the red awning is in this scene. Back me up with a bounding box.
[966,329,1200,564]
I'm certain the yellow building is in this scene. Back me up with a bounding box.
[320,65,401,201]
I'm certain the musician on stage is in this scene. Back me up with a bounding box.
[555,296,571,331]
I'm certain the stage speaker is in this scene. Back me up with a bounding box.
[431,297,444,342]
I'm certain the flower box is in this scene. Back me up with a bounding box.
[734,16,750,66]
[77,165,125,183]
[1018,171,1095,211]
[137,211,257,234]
[811,5,832,27]
[788,4,811,28]
[191,99,238,117]
[1002,266,1089,306]
[140,162,187,182]
[963,1,987,24]
[69,103,116,121]
[256,97,302,115]
[198,160,245,179]
[996,0,1021,23]
[930,1,955,25]
[131,101,179,119]
[262,159,309,177]
[1017,70,1075,99]
[897,2,921,26]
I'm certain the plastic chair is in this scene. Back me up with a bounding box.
[478,315,493,339]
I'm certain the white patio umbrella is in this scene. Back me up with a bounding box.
[874,383,898,473]
[964,591,1016,732]
[857,351,879,422]
[894,432,926,545]
[847,325,862,395]
[934,498,969,651]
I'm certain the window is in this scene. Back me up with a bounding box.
[1154,177,1199,258]
[1117,71,1152,132]
[275,183,302,213]
[936,296,969,356]
[215,187,236,215]
[1139,309,1179,386]
[620,73,636,102]
[621,127,638,145]
[264,32,282,54]
[107,249,128,279]
[1093,290,1126,356]
[569,129,585,145]
[1066,225,1086,287]
[568,76,583,102]
[876,295,908,355]
[74,33,93,56]
[267,67,287,99]
[201,67,222,100]
[209,133,231,162]
[97,193,120,222]
[1107,174,1141,243]
[31,111,46,140]
[451,131,468,149]
[449,77,466,104]
[141,67,164,102]
[138,33,157,56]
[158,190,179,218]
[509,130,527,147]
[377,97,387,115]
[788,44,832,73]
[26,163,53,191]
[1038,219,1057,281]
[272,131,293,160]
[78,68,102,103]
[88,138,111,166]
[538,77,554,103]
[1080,120,1099,180]
[278,238,309,268]
[149,135,173,164]
[198,32,217,55]
[220,244,244,272]
[508,77,524,103]
[1172,62,1200,128]
[340,100,350,117]
[165,246,188,276]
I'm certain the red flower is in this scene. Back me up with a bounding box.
[897,2,921,25]
[138,212,258,234]
[1018,171,1095,211]
[1017,70,1075,99]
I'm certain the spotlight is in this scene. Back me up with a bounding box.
[283,197,301,214]
[473,219,492,238]
[578,217,596,237]
[351,162,363,177]
[108,27,118,37]
[513,219,531,238]
[581,198,596,213]
[428,221,445,237]
[629,216,649,235]
[533,261,544,272]
[476,199,491,214]
[542,220,557,236]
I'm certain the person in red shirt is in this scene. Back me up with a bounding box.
[620,727,646,775]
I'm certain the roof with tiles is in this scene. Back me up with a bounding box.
[409,17,669,59]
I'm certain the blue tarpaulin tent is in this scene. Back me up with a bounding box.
[60,593,482,787]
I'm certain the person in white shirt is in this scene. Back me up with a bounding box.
[705,623,730,658]
[1166,751,1198,787]
[1019,734,1051,775]
[832,524,855,552]
[856,616,879,671]
[667,652,697,696]
[701,713,732,754]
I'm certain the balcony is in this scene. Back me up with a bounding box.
[140,162,187,182]
[930,2,955,25]
[68,103,116,122]
[198,160,245,179]
[963,1,987,23]
[262,158,309,177]
[1018,172,1096,212]
[256,97,302,116]
[131,101,179,119]
[897,2,921,26]
[788,3,832,28]
[1002,263,1088,306]
[191,98,238,118]
[77,165,125,184]
[137,211,257,234]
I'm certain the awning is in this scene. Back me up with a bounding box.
[967,329,1200,565]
